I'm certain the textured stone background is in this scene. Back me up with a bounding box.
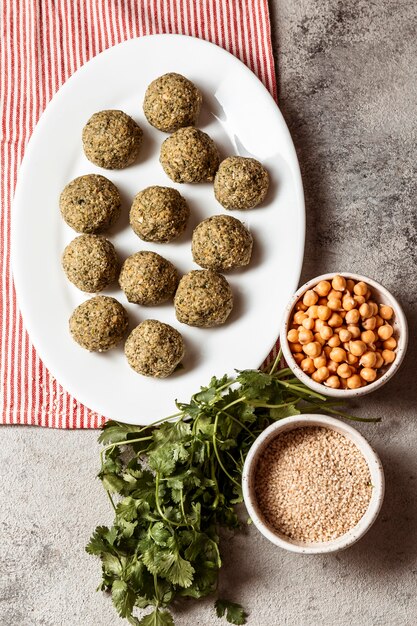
[1,1,417,624]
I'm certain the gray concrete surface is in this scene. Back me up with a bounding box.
[2,1,417,624]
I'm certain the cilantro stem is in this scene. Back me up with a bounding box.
[212,397,247,489]
[268,347,283,376]
[155,472,182,528]
[220,409,256,438]
[276,380,327,400]
[101,435,154,454]
[315,406,381,423]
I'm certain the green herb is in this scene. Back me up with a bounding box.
[87,353,378,625]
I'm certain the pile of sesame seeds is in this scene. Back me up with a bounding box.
[255,427,372,543]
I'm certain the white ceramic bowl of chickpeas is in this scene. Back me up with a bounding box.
[280,273,408,397]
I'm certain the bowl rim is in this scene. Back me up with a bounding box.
[280,272,409,398]
[242,413,385,554]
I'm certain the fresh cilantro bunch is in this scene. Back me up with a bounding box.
[87,355,377,625]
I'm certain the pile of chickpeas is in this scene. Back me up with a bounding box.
[287,276,397,390]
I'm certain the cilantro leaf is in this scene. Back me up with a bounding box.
[111,579,135,618]
[138,608,175,626]
[215,599,247,625]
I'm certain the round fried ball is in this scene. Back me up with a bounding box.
[69,296,128,352]
[130,186,189,243]
[143,73,202,133]
[174,270,233,328]
[160,127,220,183]
[214,156,269,210]
[125,319,185,378]
[60,174,121,234]
[192,215,253,271]
[62,235,119,293]
[82,110,143,169]
[119,251,178,306]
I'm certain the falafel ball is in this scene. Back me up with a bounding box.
[192,215,253,271]
[119,251,178,306]
[174,270,233,328]
[60,174,121,234]
[125,319,185,378]
[69,296,128,352]
[62,235,119,293]
[143,73,202,133]
[82,110,143,169]
[214,156,269,210]
[160,127,219,183]
[130,186,189,243]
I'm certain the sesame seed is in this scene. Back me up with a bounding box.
[255,427,372,543]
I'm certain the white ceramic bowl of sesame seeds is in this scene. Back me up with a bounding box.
[280,273,408,398]
[242,414,385,554]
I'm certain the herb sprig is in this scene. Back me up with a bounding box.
[87,353,378,625]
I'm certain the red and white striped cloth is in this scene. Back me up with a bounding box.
[0,0,278,428]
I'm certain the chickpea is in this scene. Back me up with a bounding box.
[294,311,307,324]
[337,363,352,379]
[324,375,341,389]
[320,325,333,341]
[314,333,326,346]
[317,305,332,321]
[383,337,397,350]
[314,319,326,332]
[332,275,347,292]
[317,297,328,306]
[354,295,366,306]
[353,281,367,296]
[362,316,376,330]
[361,330,376,344]
[359,303,372,319]
[374,315,384,328]
[342,295,356,311]
[346,279,355,292]
[347,353,359,365]
[345,309,360,325]
[330,347,347,363]
[298,329,314,345]
[365,288,372,301]
[369,302,379,316]
[303,289,319,307]
[293,353,304,365]
[347,374,362,389]
[314,280,332,297]
[312,366,330,383]
[378,324,394,340]
[328,313,344,328]
[303,342,322,358]
[380,305,394,320]
[306,305,319,319]
[327,360,339,374]
[360,367,377,382]
[347,324,361,339]
[302,317,315,331]
[339,328,352,342]
[327,289,341,300]
[360,351,377,368]
[328,298,342,311]
[382,349,396,364]
[295,301,308,312]
[301,357,315,374]
[313,355,327,369]
[340,310,347,319]
[289,343,304,353]
[349,340,367,356]
[324,346,332,358]
[328,335,341,348]
[374,352,384,368]
[287,328,299,343]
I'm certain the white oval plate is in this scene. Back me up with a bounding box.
[12,34,305,425]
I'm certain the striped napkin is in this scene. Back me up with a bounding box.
[1,0,278,428]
